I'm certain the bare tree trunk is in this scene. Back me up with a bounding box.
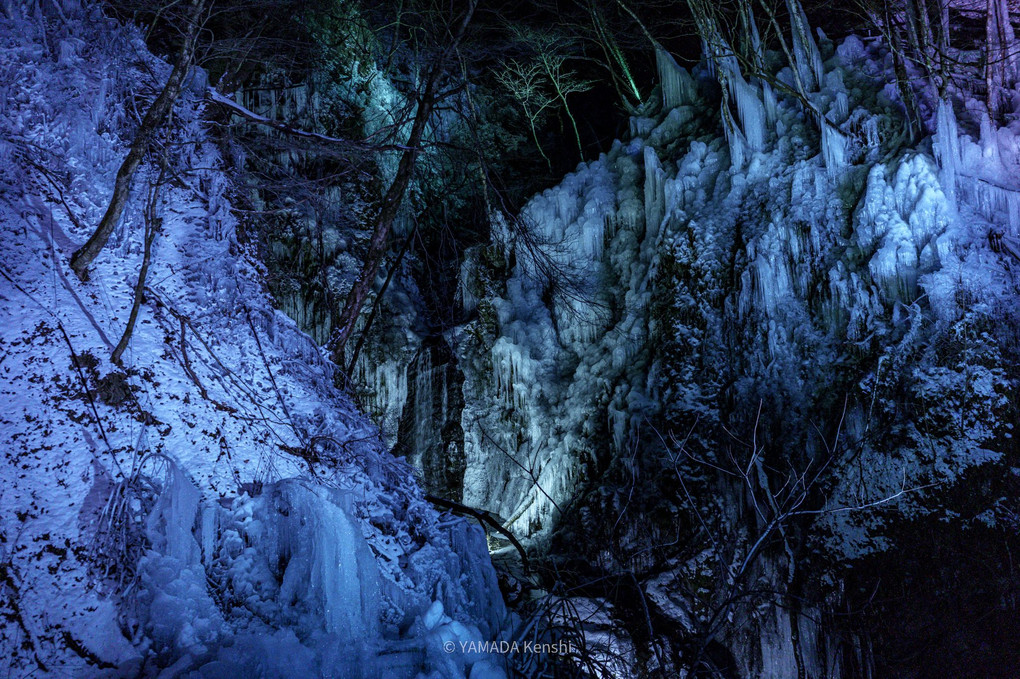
[70,0,206,280]
[550,76,584,157]
[986,0,1019,114]
[329,0,477,370]
[345,220,418,377]
[937,0,951,73]
[111,164,166,365]
[884,4,923,138]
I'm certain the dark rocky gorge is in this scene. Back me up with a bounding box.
[2,1,1020,677]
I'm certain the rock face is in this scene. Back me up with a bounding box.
[396,337,468,501]
[211,5,1020,674]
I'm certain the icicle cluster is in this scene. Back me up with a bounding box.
[656,46,698,110]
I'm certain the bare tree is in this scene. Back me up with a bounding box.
[70,0,209,279]
[985,0,1019,113]
[110,161,168,365]
[495,27,595,165]
[326,0,479,369]
[655,402,928,676]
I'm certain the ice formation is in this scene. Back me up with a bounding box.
[0,6,507,677]
[655,46,697,110]
[454,16,1020,674]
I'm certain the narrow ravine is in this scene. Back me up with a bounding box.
[5,0,1020,677]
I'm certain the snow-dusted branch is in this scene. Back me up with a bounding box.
[205,87,402,153]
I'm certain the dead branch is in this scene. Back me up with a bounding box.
[425,493,530,574]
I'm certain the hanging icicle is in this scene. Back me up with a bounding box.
[785,0,825,91]
[821,122,848,177]
[656,45,698,110]
[729,74,768,152]
[934,98,961,205]
[644,147,667,239]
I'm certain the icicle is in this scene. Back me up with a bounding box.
[556,189,577,224]
[578,216,606,261]
[725,121,747,170]
[492,339,534,411]
[459,256,477,313]
[629,117,656,139]
[728,74,767,151]
[413,349,435,461]
[703,21,767,159]
[147,463,202,564]
[608,403,628,452]
[970,180,1020,235]
[821,123,848,176]
[827,71,850,123]
[934,99,961,205]
[357,357,409,430]
[201,505,217,565]
[644,147,667,239]
[980,111,1001,164]
[762,82,778,126]
[836,35,866,64]
[656,46,698,109]
[92,76,110,131]
[743,0,765,70]
[264,484,381,645]
[833,92,849,123]
[1010,191,1020,236]
[786,0,824,91]
[863,117,880,152]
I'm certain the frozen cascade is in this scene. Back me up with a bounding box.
[460,116,666,535]
[357,356,410,439]
[656,46,698,109]
[934,98,961,204]
[322,18,1020,678]
[136,471,511,678]
[786,0,825,90]
[821,122,848,176]
[452,27,1020,676]
[644,147,667,240]
[0,7,517,676]
[728,73,767,152]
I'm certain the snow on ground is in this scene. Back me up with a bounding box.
[0,4,505,677]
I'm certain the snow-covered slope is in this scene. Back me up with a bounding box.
[0,5,505,677]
